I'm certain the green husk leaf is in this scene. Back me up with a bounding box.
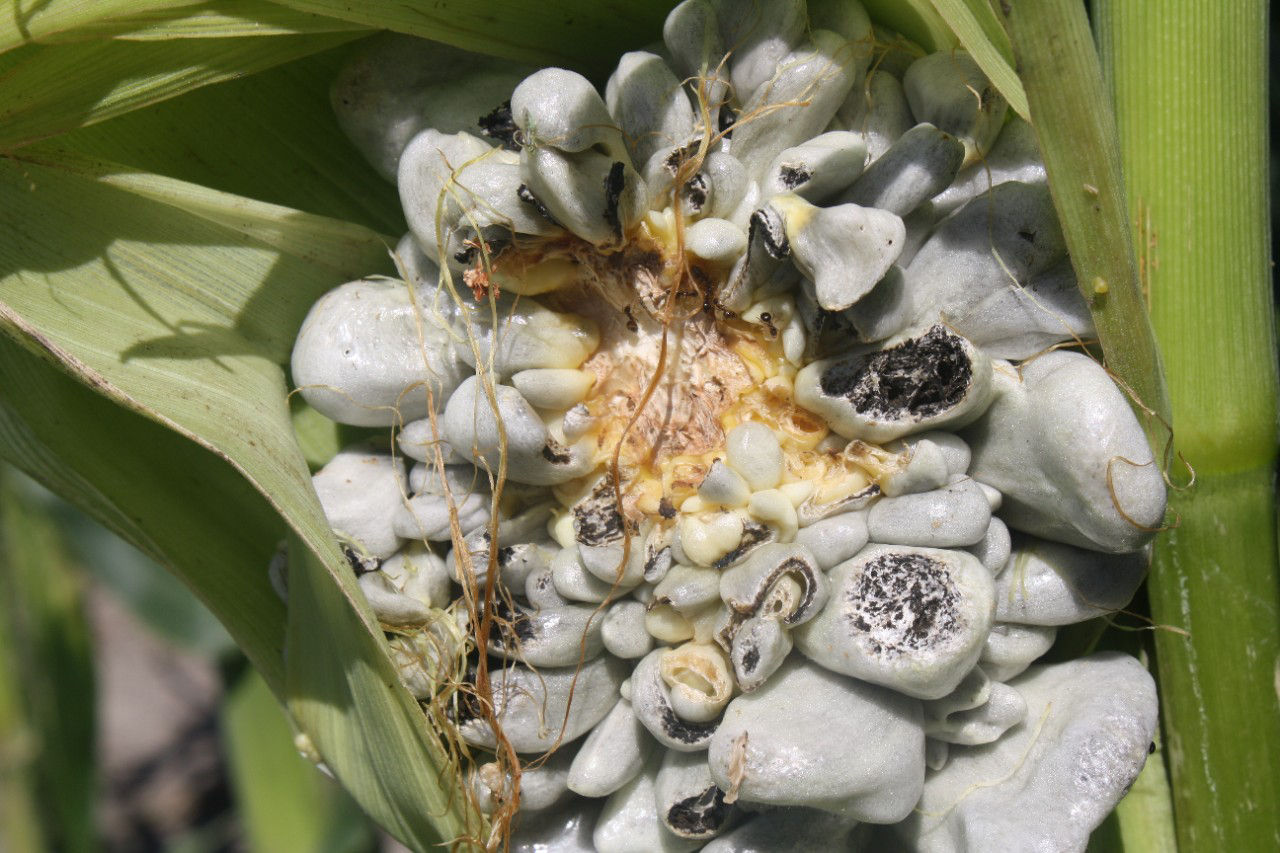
[861,0,957,52]
[0,32,363,150]
[286,538,479,848]
[0,0,198,52]
[223,668,374,853]
[59,44,404,234]
[927,0,1028,119]
[994,0,1171,438]
[268,0,675,75]
[29,1,369,43]
[0,143,477,844]
[0,331,289,690]
[0,467,97,853]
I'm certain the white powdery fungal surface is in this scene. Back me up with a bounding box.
[292,1,1166,849]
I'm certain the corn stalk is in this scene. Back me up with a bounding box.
[1094,1,1280,849]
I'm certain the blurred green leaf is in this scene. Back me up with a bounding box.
[54,503,235,656]
[0,467,97,853]
[224,668,374,853]
[0,32,363,150]
[0,0,198,51]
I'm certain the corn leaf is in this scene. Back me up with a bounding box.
[286,539,480,849]
[0,553,49,853]
[0,144,479,845]
[29,1,370,43]
[0,32,364,150]
[60,45,405,234]
[926,0,1028,119]
[0,332,290,690]
[994,0,1171,439]
[0,0,200,52]
[0,467,97,853]
[223,668,374,853]
[861,0,957,52]
[268,0,676,76]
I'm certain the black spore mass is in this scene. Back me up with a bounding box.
[846,552,962,656]
[819,324,972,420]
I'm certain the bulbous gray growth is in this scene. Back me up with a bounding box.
[655,750,734,841]
[796,324,995,442]
[707,658,924,821]
[511,68,624,156]
[866,478,992,548]
[897,653,1158,852]
[843,122,966,216]
[441,375,594,486]
[964,351,1167,553]
[606,51,697,168]
[569,699,655,798]
[331,34,533,181]
[763,131,868,202]
[903,181,1093,359]
[729,30,866,180]
[979,622,1058,682]
[773,194,905,312]
[291,277,466,427]
[996,537,1149,625]
[457,656,626,753]
[836,69,913,162]
[903,51,1008,165]
[795,544,995,699]
[302,0,1171,841]
[593,757,703,853]
[311,445,407,559]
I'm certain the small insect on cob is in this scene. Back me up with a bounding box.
[290,1,1167,849]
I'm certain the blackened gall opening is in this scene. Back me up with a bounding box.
[342,544,379,575]
[574,481,630,546]
[750,208,790,260]
[517,184,561,226]
[492,597,536,645]
[540,443,572,464]
[819,325,972,420]
[682,173,708,211]
[603,161,626,240]
[664,141,699,175]
[718,106,737,139]
[779,164,812,189]
[712,521,773,569]
[659,705,719,745]
[665,785,731,838]
[846,552,962,656]
[739,644,761,673]
[478,100,519,150]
